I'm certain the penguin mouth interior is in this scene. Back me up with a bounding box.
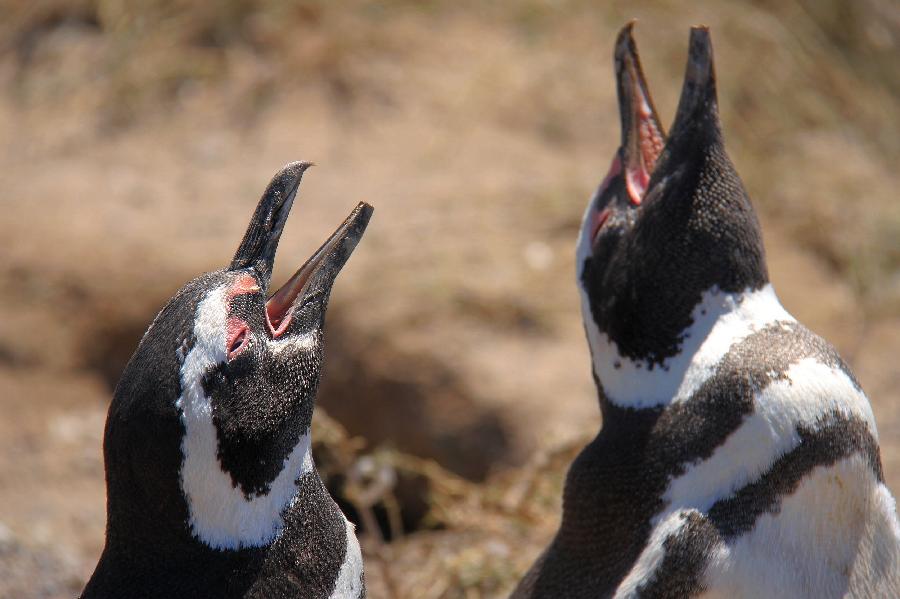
[265,275,305,338]
[619,64,664,210]
[265,261,318,338]
[590,23,666,248]
[623,103,664,206]
[617,22,665,207]
[589,109,664,248]
[264,216,354,338]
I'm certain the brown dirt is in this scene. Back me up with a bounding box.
[0,2,898,597]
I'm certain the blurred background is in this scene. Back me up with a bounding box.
[0,1,898,597]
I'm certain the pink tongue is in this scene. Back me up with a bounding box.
[625,166,649,205]
[265,296,293,337]
[623,94,663,206]
[264,256,318,338]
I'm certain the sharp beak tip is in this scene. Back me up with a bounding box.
[615,21,637,54]
[615,23,641,70]
[272,161,314,193]
[686,26,715,85]
[357,201,375,219]
[348,202,375,242]
[281,160,315,173]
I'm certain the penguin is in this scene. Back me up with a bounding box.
[513,24,900,599]
[81,162,373,599]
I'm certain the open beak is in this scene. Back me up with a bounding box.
[614,22,665,205]
[229,161,373,338]
[265,202,373,337]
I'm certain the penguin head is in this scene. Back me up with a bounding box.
[104,162,373,551]
[577,26,768,378]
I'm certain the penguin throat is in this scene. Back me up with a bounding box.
[176,287,314,550]
[580,284,793,409]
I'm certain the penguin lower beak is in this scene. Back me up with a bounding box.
[265,202,374,337]
[614,22,665,205]
[230,161,314,285]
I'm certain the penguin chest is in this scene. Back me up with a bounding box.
[611,322,900,598]
[693,456,900,599]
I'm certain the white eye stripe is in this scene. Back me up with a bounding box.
[193,285,229,365]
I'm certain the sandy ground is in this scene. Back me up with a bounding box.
[0,3,898,597]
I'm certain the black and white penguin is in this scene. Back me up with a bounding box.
[513,24,900,598]
[81,162,372,599]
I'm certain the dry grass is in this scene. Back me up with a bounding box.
[312,410,579,597]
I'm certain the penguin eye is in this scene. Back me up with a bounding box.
[226,318,251,361]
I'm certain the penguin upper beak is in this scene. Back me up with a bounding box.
[230,161,314,285]
[265,202,374,337]
[615,22,665,206]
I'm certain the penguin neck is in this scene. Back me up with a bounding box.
[101,431,318,553]
[87,468,351,599]
[582,283,793,411]
[88,472,325,599]
[177,398,316,551]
